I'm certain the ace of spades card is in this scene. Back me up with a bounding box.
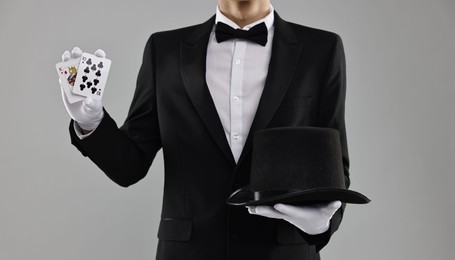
[55,57,85,103]
[72,53,111,100]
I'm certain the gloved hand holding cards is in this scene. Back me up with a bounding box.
[56,52,111,103]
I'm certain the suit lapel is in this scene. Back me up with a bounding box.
[180,16,236,167]
[180,13,303,169]
[236,13,304,167]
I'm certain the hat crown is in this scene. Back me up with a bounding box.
[250,127,345,192]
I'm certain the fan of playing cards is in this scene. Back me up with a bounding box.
[56,52,111,103]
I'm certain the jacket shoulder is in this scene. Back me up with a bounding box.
[286,22,342,44]
[151,24,201,42]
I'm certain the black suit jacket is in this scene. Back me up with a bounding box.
[70,12,349,260]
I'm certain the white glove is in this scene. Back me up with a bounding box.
[59,47,105,132]
[247,201,342,235]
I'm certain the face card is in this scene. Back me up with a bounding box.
[72,53,111,100]
[55,57,85,103]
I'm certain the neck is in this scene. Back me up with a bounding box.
[218,0,271,28]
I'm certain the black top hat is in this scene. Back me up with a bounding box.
[227,127,370,206]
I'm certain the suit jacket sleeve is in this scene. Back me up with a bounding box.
[69,34,162,187]
[300,33,349,251]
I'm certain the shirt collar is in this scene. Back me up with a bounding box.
[215,4,274,31]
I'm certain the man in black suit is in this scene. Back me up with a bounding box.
[60,0,349,259]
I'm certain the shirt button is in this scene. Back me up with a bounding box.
[232,96,239,102]
[233,134,240,140]
[235,59,241,65]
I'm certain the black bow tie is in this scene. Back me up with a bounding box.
[215,22,268,46]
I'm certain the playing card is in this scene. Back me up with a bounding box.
[72,53,111,100]
[55,57,85,103]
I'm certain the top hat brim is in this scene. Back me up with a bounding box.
[227,186,371,206]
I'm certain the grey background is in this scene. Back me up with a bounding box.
[1,0,454,259]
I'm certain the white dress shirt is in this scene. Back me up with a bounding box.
[206,5,274,162]
[76,5,275,164]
